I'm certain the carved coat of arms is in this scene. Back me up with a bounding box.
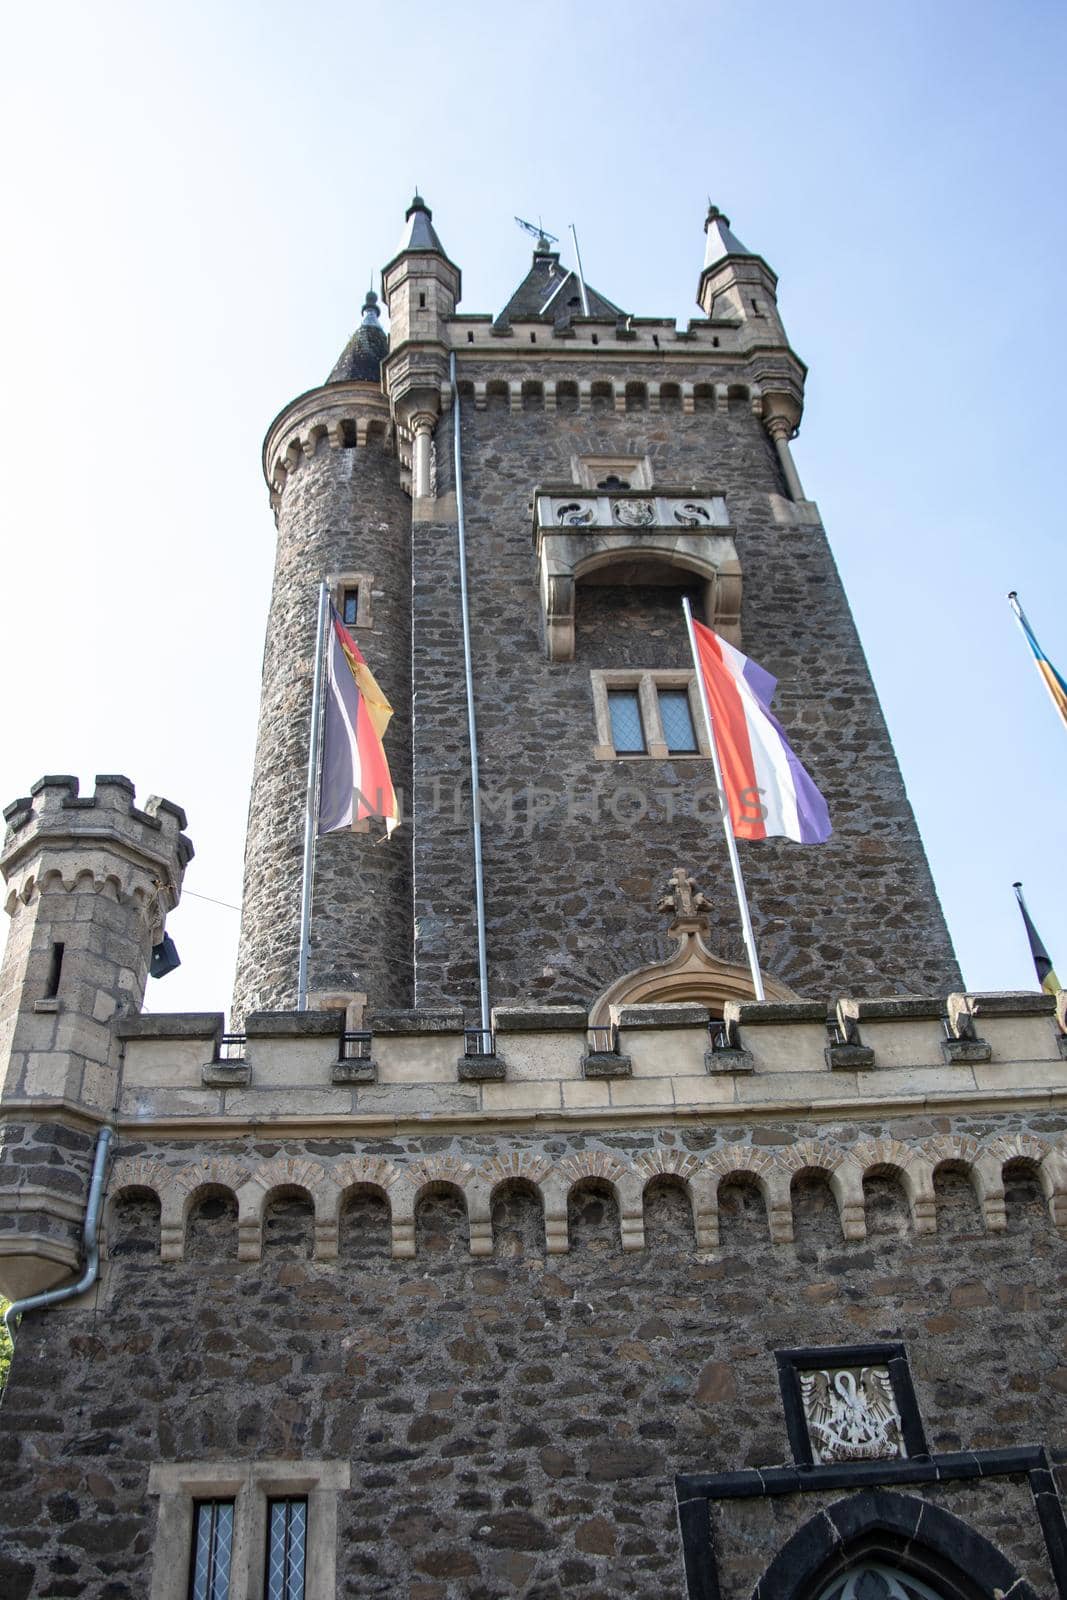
[799,1366,904,1463]
[612,498,655,527]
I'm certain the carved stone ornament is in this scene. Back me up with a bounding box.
[589,867,797,1022]
[612,498,655,527]
[799,1366,905,1464]
[673,501,713,527]
[556,501,595,526]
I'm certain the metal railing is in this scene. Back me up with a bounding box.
[707,1019,731,1052]
[464,1027,496,1058]
[339,1030,374,1061]
[217,1033,246,1062]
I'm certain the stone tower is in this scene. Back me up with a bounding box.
[5,199,1065,1600]
[0,775,191,1295]
[232,287,413,1020]
[234,196,959,1025]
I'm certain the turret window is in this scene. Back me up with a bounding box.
[329,572,372,630]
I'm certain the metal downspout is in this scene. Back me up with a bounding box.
[449,352,491,1035]
[3,1124,114,1342]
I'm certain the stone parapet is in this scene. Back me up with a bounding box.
[97,995,1067,1132]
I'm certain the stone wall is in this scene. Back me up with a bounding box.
[1,1113,1064,1599]
[410,371,959,1016]
[232,432,414,1022]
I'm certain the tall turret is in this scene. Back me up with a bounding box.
[0,774,191,1296]
[231,275,414,1023]
[698,202,809,501]
[381,194,461,500]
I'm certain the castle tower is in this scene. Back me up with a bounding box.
[234,196,958,1022]
[401,202,959,1013]
[0,775,190,1295]
[231,285,414,1021]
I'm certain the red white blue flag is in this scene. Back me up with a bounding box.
[319,607,399,836]
[692,619,831,844]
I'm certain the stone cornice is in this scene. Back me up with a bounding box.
[8,1081,1067,1142]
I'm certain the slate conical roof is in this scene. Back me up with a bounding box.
[702,203,752,267]
[328,289,388,385]
[392,193,450,258]
[496,246,625,329]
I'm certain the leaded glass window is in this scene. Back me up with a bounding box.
[658,688,697,753]
[817,1563,946,1600]
[266,1498,307,1600]
[608,689,645,753]
[189,1500,234,1600]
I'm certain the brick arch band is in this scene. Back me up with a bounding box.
[752,1490,1032,1600]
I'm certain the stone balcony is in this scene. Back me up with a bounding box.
[532,485,741,660]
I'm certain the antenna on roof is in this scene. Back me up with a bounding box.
[515,215,559,251]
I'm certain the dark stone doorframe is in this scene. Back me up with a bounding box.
[674,1446,1067,1600]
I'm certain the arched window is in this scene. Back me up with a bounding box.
[817,1565,947,1600]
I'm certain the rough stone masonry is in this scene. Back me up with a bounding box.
[1,199,1061,1600]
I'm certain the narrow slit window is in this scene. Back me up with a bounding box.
[418,292,426,308]
[45,941,64,999]
[608,690,645,754]
[190,1500,235,1600]
[341,587,359,627]
[658,689,698,753]
[266,1499,307,1600]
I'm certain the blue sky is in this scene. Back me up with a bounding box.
[1,0,1064,1014]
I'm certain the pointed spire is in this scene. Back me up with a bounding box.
[327,284,388,385]
[702,201,751,268]
[394,192,449,258]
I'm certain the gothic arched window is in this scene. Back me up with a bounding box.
[817,1565,947,1600]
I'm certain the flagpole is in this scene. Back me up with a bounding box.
[682,596,766,1003]
[1008,590,1067,735]
[296,580,330,1012]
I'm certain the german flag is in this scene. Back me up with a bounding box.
[319,606,399,837]
[1013,882,1061,996]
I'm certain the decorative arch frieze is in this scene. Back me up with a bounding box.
[99,1132,1067,1266]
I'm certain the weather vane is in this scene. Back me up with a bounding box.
[515,215,559,250]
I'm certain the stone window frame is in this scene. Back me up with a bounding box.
[147,1458,349,1600]
[572,453,652,490]
[328,570,373,630]
[591,669,710,760]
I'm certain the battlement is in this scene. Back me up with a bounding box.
[2,773,193,898]
[261,380,395,511]
[0,774,194,1295]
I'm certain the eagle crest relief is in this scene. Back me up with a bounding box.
[799,1366,904,1464]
